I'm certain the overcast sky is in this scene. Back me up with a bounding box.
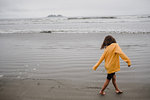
[0,0,150,18]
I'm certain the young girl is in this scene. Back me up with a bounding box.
[93,35,131,95]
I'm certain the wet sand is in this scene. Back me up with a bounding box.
[0,33,150,100]
[0,79,150,100]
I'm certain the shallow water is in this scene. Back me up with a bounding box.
[0,33,150,84]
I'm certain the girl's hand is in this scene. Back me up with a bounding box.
[93,66,97,70]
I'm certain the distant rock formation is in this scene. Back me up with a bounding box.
[47,14,63,17]
[40,31,52,33]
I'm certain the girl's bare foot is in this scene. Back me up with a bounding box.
[116,90,123,94]
[99,91,106,95]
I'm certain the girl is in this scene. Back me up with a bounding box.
[93,35,131,95]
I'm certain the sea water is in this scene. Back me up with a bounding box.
[0,15,150,34]
[0,15,150,82]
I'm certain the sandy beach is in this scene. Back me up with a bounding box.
[0,78,150,100]
[0,33,150,100]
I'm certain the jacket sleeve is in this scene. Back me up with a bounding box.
[93,50,106,70]
[115,44,131,66]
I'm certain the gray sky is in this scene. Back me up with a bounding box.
[0,0,150,18]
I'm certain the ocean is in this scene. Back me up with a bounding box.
[0,15,150,82]
[0,15,150,34]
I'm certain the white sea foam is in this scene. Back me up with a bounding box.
[0,15,150,34]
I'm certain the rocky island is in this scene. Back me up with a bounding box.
[47,14,63,17]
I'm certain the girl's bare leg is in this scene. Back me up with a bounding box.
[112,75,123,93]
[100,79,110,95]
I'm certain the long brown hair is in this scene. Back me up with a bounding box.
[101,35,117,49]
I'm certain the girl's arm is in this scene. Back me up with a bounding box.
[93,51,106,70]
[115,44,131,66]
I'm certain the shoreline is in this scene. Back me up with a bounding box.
[0,33,150,100]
